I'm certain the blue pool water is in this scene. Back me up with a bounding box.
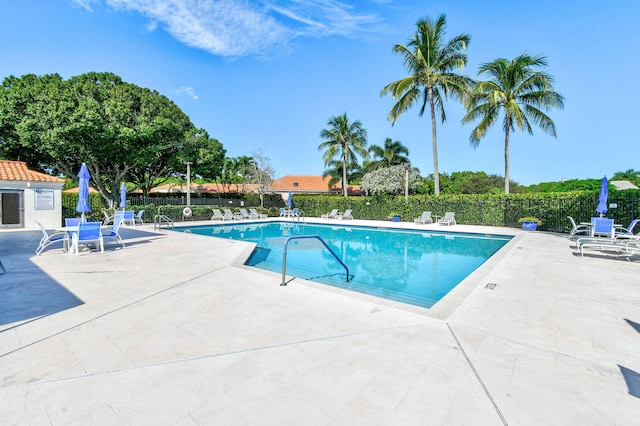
[174,222,511,308]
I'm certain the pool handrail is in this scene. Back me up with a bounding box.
[281,235,349,286]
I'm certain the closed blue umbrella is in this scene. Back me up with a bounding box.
[76,163,92,218]
[596,176,608,217]
[287,191,292,208]
[119,183,127,209]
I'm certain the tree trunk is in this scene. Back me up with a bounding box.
[429,88,440,196]
[342,148,348,197]
[504,118,510,194]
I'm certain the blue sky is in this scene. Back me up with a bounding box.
[1,0,638,185]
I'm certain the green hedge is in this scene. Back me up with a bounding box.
[62,190,640,233]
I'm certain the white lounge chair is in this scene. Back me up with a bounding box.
[438,212,456,226]
[35,221,69,255]
[414,211,433,224]
[579,238,640,258]
[249,208,267,219]
[238,208,251,219]
[321,209,338,219]
[336,209,353,220]
[222,209,235,221]
[567,216,590,238]
[72,222,104,256]
[102,216,125,249]
[212,209,224,220]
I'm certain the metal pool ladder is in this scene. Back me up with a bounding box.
[281,235,349,286]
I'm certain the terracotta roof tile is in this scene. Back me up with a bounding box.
[271,175,339,192]
[0,160,65,183]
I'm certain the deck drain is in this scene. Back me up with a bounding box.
[485,283,497,289]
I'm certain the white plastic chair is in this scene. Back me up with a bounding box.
[414,211,433,224]
[35,221,69,255]
[102,216,125,248]
[438,212,456,226]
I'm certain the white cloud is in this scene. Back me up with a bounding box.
[74,0,383,57]
[171,86,199,100]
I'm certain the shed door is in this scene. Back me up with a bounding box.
[1,192,21,225]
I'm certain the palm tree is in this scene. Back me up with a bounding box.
[381,14,472,196]
[612,169,640,183]
[463,54,565,194]
[367,138,410,171]
[318,113,368,196]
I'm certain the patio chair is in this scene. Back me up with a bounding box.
[239,208,251,219]
[222,209,235,221]
[35,221,69,255]
[102,209,113,226]
[414,211,433,224]
[72,222,104,256]
[212,209,224,220]
[336,209,353,220]
[102,216,125,249]
[122,210,135,226]
[567,216,590,238]
[321,209,338,219]
[579,238,640,258]
[438,212,456,226]
[279,207,287,217]
[65,217,83,227]
[249,208,267,219]
[615,219,640,239]
[134,210,145,226]
[590,217,615,238]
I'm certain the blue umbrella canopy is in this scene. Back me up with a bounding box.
[287,191,292,208]
[76,163,92,215]
[119,183,127,209]
[596,176,608,216]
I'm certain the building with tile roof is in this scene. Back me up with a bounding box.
[0,160,66,228]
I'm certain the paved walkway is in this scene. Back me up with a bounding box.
[1,219,639,425]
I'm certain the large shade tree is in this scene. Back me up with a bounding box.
[318,113,368,196]
[381,14,472,195]
[462,54,565,194]
[0,72,202,206]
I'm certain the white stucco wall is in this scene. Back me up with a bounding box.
[1,180,64,229]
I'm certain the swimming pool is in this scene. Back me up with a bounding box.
[174,222,511,309]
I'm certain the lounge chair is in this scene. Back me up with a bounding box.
[321,209,338,219]
[102,216,125,249]
[35,221,69,255]
[279,207,287,218]
[615,219,640,239]
[414,211,433,224]
[567,216,590,238]
[222,209,235,221]
[239,208,251,219]
[134,210,144,226]
[579,238,640,258]
[212,209,224,220]
[249,208,267,219]
[336,209,353,220]
[438,212,456,226]
[72,222,104,255]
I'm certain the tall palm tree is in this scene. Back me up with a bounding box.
[462,53,565,194]
[367,138,410,171]
[381,14,472,196]
[318,113,368,196]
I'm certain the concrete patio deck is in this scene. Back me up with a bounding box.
[1,219,639,425]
